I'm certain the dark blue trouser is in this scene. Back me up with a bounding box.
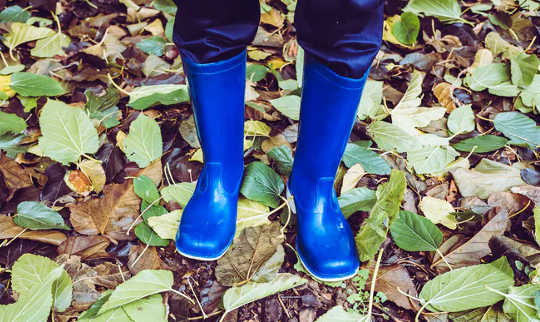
[172,0,383,78]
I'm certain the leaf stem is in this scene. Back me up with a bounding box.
[169,287,195,305]
[368,248,384,319]
[435,248,453,271]
[187,276,207,319]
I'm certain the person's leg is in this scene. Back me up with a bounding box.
[288,0,384,280]
[172,0,259,260]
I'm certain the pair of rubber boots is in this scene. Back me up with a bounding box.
[176,50,369,281]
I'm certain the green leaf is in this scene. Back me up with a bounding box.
[222,273,306,313]
[493,112,540,148]
[270,95,301,120]
[315,306,369,322]
[122,114,163,168]
[511,53,539,88]
[123,294,167,322]
[357,79,385,121]
[0,64,25,75]
[390,210,443,251]
[77,291,112,320]
[11,72,65,97]
[128,84,189,110]
[404,0,465,24]
[14,201,70,230]
[453,135,509,153]
[342,143,390,175]
[464,63,519,97]
[0,132,25,157]
[0,6,30,23]
[246,64,269,82]
[521,75,540,111]
[485,32,522,60]
[98,270,173,315]
[534,207,540,247]
[502,284,540,322]
[407,145,460,175]
[240,161,284,208]
[141,201,168,222]
[3,22,54,53]
[152,0,177,15]
[267,145,293,176]
[338,187,377,218]
[134,222,170,246]
[30,31,71,58]
[11,254,72,312]
[134,175,160,204]
[38,99,99,164]
[147,209,181,240]
[160,182,196,207]
[0,262,64,321]
[0,111,26,135]
[136,36,167,56]
[19,96,37,112]
[447,105,475,134]
[355,169,406,261]
[391,12,420,46]
[236,198,271,237]
[85,88,121,128]
[368,121,418,153]
[419,257,514,312]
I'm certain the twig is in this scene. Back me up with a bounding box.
[277,295,291,318]
[126,197,163,234]
[169,287,195,305]
[187,277,207,319]
[368,248,384,319]
[435,249,453,271]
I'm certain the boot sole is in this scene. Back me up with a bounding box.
[286,185,359,282]
[176,235,234,261]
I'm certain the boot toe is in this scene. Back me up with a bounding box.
[297,239,360,281]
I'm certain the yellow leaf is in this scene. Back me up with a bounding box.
[79,159,106,193]
[147,209,182,240]
[248,50,272,61]
[419,196,457,229]
[260,8,284,28]
[144,19,164,36]
[0,75,16,98]
[267,58,287,70]
[244,120,271,137]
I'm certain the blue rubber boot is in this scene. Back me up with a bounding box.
[287,54,369,281]
[175,50,246,260]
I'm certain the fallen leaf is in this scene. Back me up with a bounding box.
[432,208,509,271]
[419,196,458,229]
[0,152,32,199]
[369,264,419,310]
[93,261,131,289]
[79,159,106,193]
[511,185,540,204]
[341,163,365,193]
[215,222,284,286]
[56,255,100,311]
[127,244,162,275]
[57,235,110,260]
[0,214,67,245]
[433,82,456,112]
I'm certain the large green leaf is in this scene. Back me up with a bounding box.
[38,99,99,164]
[355,169,406,261]
[510,53,539,88]
[419,257,514,312]
[315,306,369,322]
[14,201,70,230]
[502,284,540,322]
[391,12,420,46]
[98,270,173,315]
[240,161,284,208]
[464,63,519,97]
[357,79,385,120]
[30,31,71,58]
[342,143,390,175]
[152,0,177,15]
[222,273,306,313]
[134,175,160,204]
[404,0,465,24]
[0,263,64,321]
[160,182,195,207]
[390,210,443,251]
[267,145,293,176]
[338,187,377,218]
[493,112,540,148]
[122,114,163,168]
[134,222,170,247]
[520,74,540,111]
[0,6,31,23]
[485,32,522,60]
[269,95,301,120]
[453,135,509,153]
[127,84,189,110]
[11,72,65,97]
[136,36,167,56]
[11,254,72,312]
[447,105,475,134]
[0,111,26,135]
[3,22,54,53]
[407,144,460,175]
[368,121,418,153]
[123,294,167,322]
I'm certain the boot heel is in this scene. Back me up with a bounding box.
[286,185,297,214]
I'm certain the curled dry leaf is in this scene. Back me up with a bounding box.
[432,82,456,112]
[56,255,100,311]
[93,261,132,289]
[57,235,110,260]
[0,214,67,245]
[79,159,106,193]
[215,222,284,286]
[368,264,419,311]
[127,244,163,275]
[432,208,509,272]
[0,153,33,200]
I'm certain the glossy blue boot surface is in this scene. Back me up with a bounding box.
[288,54,369,281]
[175,50,246,260]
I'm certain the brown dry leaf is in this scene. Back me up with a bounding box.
[56,255,100,311]
[487,191,529,214]
[127,244,162,275]
[65,169,92,194]
[57,235,110,259]
[261,134,292,153]
[432,208,509,271]
[0,214,67,245]
[260,8,284,28]
[215,222,284,286]
[511,185,540,204]
[432,82,456,112]
[0,153,33,199]
[368,264,419,310]
[79,159,106,193]
[94,261,131,288]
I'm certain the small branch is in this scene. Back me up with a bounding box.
[169,288,195,305]
[368,248,384,319]
[187,277,207,319]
